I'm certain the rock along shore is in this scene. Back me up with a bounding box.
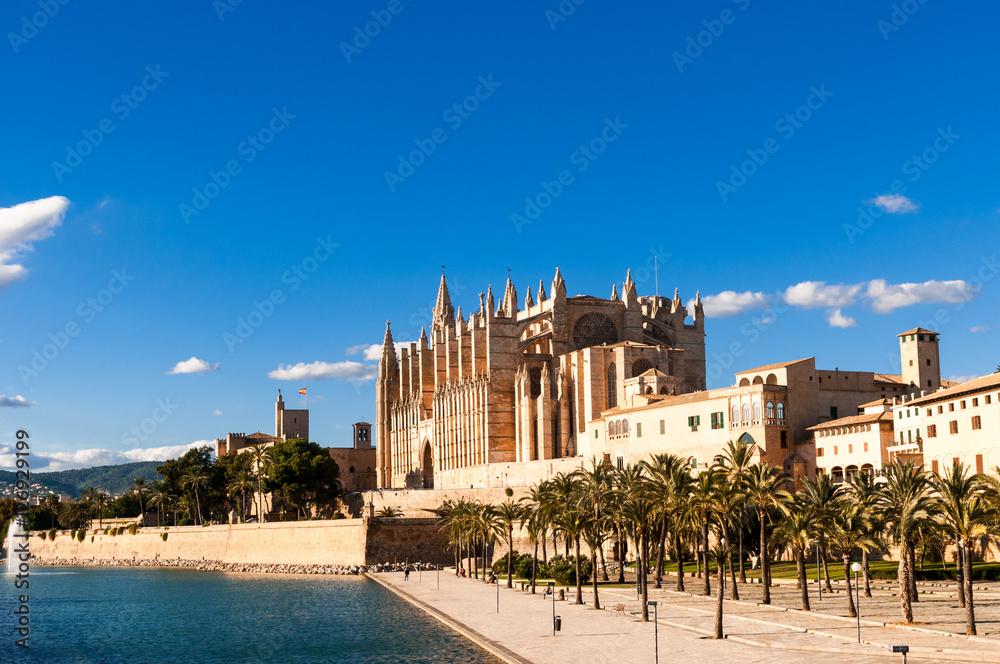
[26,556,439,575]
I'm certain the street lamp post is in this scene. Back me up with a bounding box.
[851,562,862,642]
[816,546,822,602]
[647,600,659,664]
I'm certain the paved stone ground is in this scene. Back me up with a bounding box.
[371,569,1000,664]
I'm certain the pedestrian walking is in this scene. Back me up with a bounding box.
[404,566,410,581]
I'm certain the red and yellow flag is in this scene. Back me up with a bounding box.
[298,388,307,395]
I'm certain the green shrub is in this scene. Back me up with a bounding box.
[178,518,191,527]
[48,529,57,540]
[128,523,140,535]
[91,536,94,543]
[331,513,346,520]
[549,554,592,586]
[38,531,47,541]
[492,550,520,575]
[161,532,168,542]
[513,554,550,580]
[76,529,86,542]
[70,529,76,539]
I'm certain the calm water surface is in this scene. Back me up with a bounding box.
[1,566,503,664]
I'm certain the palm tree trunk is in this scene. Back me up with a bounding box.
[542,528,547,563]
[640,531,650,622]
[714,560,725,639]
[674,530,685,592]
[797,548,810,611]
[702,519,711,596]
[964,543,976,635]
[862,549,872,598]
[760,507,771,604]
[655,515,666,589]
[898,537,913,623]
[617,529,626,584]
[532,539,538,594]
[574,534,583,605]
[738,518,746,584]
[194,490,201,526]
[821,545,832,593]
[507,529,514,588]
[843,556,856,617]
[591,548,601,610]
[695,534,702,579]
[956,542,966,607]
[598,542,609,581]
[907,542,919,602]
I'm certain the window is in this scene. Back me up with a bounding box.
[927,424,937,438]
[987,395,992,405]
[972,398,979,407]
[834,446,838,455]
[636,422,642,437]
[687,415,700,429]
[863,442,868,452]
[659,419,665,435]
[817,447,824,457]
[830,406,838,420]
[961,400,966,410]
[898,411,903,419]
[976,454,984,474]
[927,380,932,387]
[937,405,943,414]
[931,460,938,474]
[753,402,761,420]
[780,430,787,448]
[909,360,913,366]
[927,359,931,366]
[907,430,912,443]
[622,419,629,434]
[710,412,724,430]
[848,443,853,454]
[606,363,617,408]
[949,403,955,412]
[949,420,958,434]
[777,403,785,420]
[616,456,624,470]
[742,404,750,421]
[594,429,599,439]
[608,421,615,437]
[767,402,774,418]
[972,415,982,430]
[926,408,932,417]
[732,405,739,423]
[615,421,622,436]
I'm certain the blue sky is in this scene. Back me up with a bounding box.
[1,1,998,471]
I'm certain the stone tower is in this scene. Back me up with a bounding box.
[275,389,309,441]
[899,327,941,391]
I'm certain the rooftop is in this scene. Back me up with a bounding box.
[908,372,1000,406]
[807,412,893,430]
[736,357,813,375]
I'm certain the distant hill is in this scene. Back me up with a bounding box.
[0,460,164,498]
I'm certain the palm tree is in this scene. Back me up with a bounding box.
[248,442,272,522]
[645,453,685,588]
[798,473,843,594]
[552,500,592,606]
[575,458,616,581]
[133,477,147,520]
[711,541,735,639]
[845,471,884,597]
[880,460,939,624]
[709,467,745,600]
[619,463,656,621]
[828,500,877,618]
[744,462,789,604]
[44,493,61,529]
[182,468,209,525]
[228,470,255,523]
[148,480,171,526]
[718,438,755,583]
[936,460,989,635]
[772,503,816,611]
[495,498,523,588]
[666,458,695,592]
[81,486,108,528]
[691,469,720,596]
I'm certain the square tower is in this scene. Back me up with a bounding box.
[353,421,373,449]
[898,327,940,391]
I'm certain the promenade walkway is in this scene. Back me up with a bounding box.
[369,569,1000,664]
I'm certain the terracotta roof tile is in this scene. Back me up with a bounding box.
[736,358,813,374]
[909,373,1000,405]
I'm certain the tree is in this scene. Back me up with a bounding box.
[691,469,720,597]
[828,501,877,618]
[133,477,147,520]
[744,462,789,604]
[495,498,522,589]
[228,470,256,523]
[619,463,656,621]
[880,460,939,624]
[797,473,844,594]
[248,443,272,521]
[845,471,884,598]
[81,486,108,528]
[936,460,989,635]
[772,503,816,611]
[263,439,340,519]
[708,464,745,600]
[148,480,172,526]
[718,438,755,583]
[44,494,61,530]
[182,468,209,525]
[711,541,734,639]
[575,458,616,582]
[551,499,592,606]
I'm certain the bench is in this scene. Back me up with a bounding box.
[612,603,626,616]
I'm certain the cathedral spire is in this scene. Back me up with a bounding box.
[503,274,518,317]
[432,272,455,330]
[486,285,495,314]
[525,287,534,309]
[622,268,638,309]
[419,325,428,348]
[456,305,464,325]
[610,284,619,301]
[672,287,682,310]
[379,320,398,374]
[537,279,547,303]
[695,290,702,307]
[551,267,566,299]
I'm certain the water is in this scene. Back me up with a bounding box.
[1,567,504,664]
[5,517,25,574]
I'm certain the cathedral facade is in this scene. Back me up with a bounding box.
[375,268,706,489]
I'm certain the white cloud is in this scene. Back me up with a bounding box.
[783,281,863,309]
[970,325,990,333]
[213,409,224,416]
[0,440,212,472]
[168,356,221,375]
[268,360,378,383]
[700,290,769,317]
[0,394,33,408]
[947,375,982,385]
[864,279,976,314]
[346,343,383,362]
[0,196,70,289]
[867,194,918,214]
[827,309,857,328]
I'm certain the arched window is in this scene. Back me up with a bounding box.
[753,402,761,420]
[608,421,615,437]
[731,405,739,423]
[622,419,629,434]
[742,404,750,422]
[349,466,355,473]
[777,403,785,420]
[607,363,617,409]
[659,386,668,395]
[645,386,653,394]
[766,402,774,418]
[615,420,622,436]
[632,358,653,376]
